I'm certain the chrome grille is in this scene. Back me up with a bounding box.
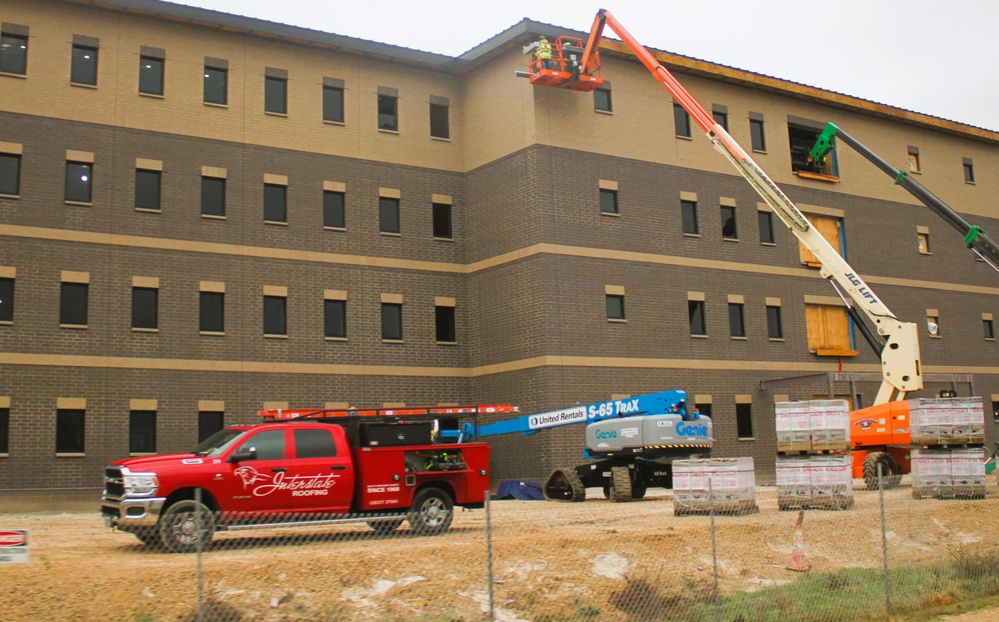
[104,466,124,497]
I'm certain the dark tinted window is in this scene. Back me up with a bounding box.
[263,296,287,336]
[238,430,286,460]
[750,119,766,151]
[673,104,691,138]
[432,202,452,239]
[132,287,158,330]
[435,306,455,342]
[324,299,346,339]
[204,66,227,104]
[201,177,225,216]
[135,169,160,210]
[56,409,85,453]
[606,295,625,320]
[721,206,738,239]
[198,411,224,443]
[0,278,13,322]
[60,282,88,326]
[200,292,224,333]
[430,103,449,139]
[382,303,402,340]
[71,45,98,85]
[129,410,156,453]
[323,85,344,122]
[689,300,706,336]
[767,306,783,339]
[65,162,93,203]
[964,162,975,183]
[264,76,286,114]
[379,197,400,234]
[0,33,28,75]
[0,153,19,196]
[729,303,745,337]
[681,200,698,235]
[0,407,8,453]
[324,191,345,229]
[758,211,774,244]
[594,87,612,112]
[599,189,618,214]
[294,429,337,458]
[712,110,728,131]
[138,56,163,95]
[264,184,287,222]
[377,95,397,130]
[736,403,754,438]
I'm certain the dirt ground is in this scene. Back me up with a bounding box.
[2,483,999,621]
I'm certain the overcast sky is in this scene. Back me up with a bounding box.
[173,0,999,132]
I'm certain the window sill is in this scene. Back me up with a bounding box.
[752,149,767,155]
[690,334,708,339]
[966,181,976,186]
[56,453,86,458]
[200,331,225,337]
[323,120,345,126]
[436,341,457,346]
[986,338,996,342]
[601,211,620,217]
[378,128,400,135]
[594,108,613,115]
[0,194,20,199]
[738,437,756,442]
[135,207,161,214]
[264,220,288,226]
[70,81,98,89]
[139,92,164,99]
[909,170,922,175]
[264,334,289,339]
[430,136,451,142]
[768,338,785,342]
[761,242,776,247]
[132,328,159,333]
[202,214,226,220]
[683,232,701,238]
[324,226,347,232]
[795,171,840,183]
[65,200,93,207]
[204,102,228,109]
[129,452,156,457]
[380,231,402,237]
[60,324,88,330]
[382,339,405,344]
[325,336,347,342]
[607,318,627,323]
[919,251,932,256]
[0,320,12,326]
[723,237,739,243]
[0,71,27,79]
[432,236,454,242]
[0,453,8,458]
[928,335,942,339]
[265,110,288,117]
[730,336,747,341]
[676,135,693,141]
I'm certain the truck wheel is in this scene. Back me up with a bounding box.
[863,452,900,491]
[158,499,216,553]
[608,466,633,503]
[408,489,453,535]
[367,519,404,534]
[544,468,586,502]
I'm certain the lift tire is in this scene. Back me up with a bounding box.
[608,466,633,503]
[158,499,216,554]
[863,452,901,491]
[544,468,586,502]
[407,488,454,535]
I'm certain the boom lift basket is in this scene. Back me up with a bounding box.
[523,36,602,91]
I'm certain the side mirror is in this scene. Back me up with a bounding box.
[229,447,257,463]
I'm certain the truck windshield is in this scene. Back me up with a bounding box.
[192,429,246,457]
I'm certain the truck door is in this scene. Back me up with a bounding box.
[225,428,295,517]
[288,427,354,514]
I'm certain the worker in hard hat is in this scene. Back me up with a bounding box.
[536,36,555,70]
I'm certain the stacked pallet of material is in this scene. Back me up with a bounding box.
[911,447,988,499]
[909,397,985,446]
[774,399,852,510]
[777,454,854,510]
[672,457,758,516]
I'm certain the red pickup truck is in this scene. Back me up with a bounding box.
[101,410,499,552]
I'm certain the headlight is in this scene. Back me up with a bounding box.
[123,472,159,496]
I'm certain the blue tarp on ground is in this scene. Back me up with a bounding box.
[496,480,545,500]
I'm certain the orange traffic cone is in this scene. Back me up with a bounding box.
[787,510,810,572]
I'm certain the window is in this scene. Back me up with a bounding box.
[688,300,706,336]
[0,30,28,75]
[736,403,754,438]
[606,294,625,321]
[198,411,224,443]
[594,84,612,112]
[681,200,698,235]
[805,303,856,356]
[673,103,691,138]
[963,158,975,183]
[430,99,449,139]
[201,176,225,217]
[766,305,783,339]
[60,282,88,326]
[432,202,452,239]
[789,121,836,177]
[65,161,93,203]
[382,303,403,340]
[71,44,98,85]
[377,89,398,131]
[0,277,13,322]
[0,406,8,454]
[138,55,164,96]
[265,74,287,114]
[927,313,940,337]
[131,287,158,330]
[204,64,227,105]
[917,229,930,254]
[263,295,287,336]
[758,210,774,244]
[749,115,766,151]
[324,299,346,339]
[599,189,618,214]
[264,183,287,223]
[984,317,995,340]
[799,215,842,267]
[323,80,344,123]
[993,400,999,423]
[294,429,338,458]
[199,292,224,333]
[694,403,712,418]
[907,147,920,173]
[435,305,456,343]
[237,429,285,460]
[134,169,160,210]
[712,107,728,131]
[729,303,745,337]
[380,197,400,234]
[56,409,85,453]
[721,205,738,240]
[324,191,345,229]
[0,153,19,196]
[129,410,156,453]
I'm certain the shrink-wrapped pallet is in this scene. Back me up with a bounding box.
[776,454,853,510]
[673,457,757,515]
[909,397,985,445]
[775,402,811,452]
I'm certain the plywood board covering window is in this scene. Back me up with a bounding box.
[800,215,841,267]
[805,304,857,356]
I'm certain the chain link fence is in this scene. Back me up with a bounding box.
[3,471,999,621]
